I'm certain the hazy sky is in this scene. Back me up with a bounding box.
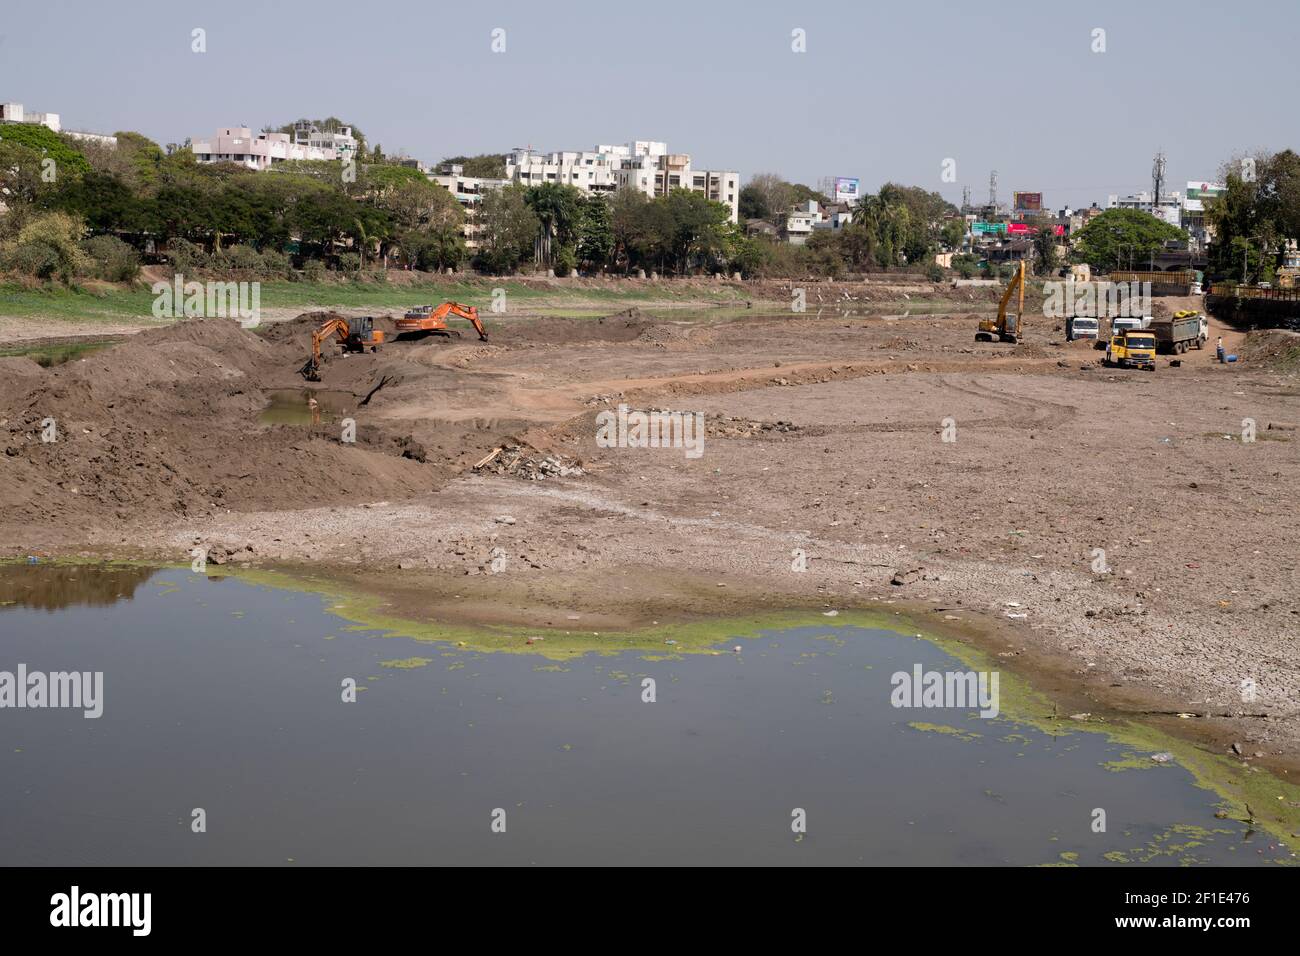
[1,0,1293,210]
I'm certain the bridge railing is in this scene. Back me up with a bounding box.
[1208,284,1300,302]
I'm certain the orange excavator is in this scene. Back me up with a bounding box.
[301,315,384,381]
[396,301,488,341]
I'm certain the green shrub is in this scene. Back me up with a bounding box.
[259,248,290,278]
[212,244,263,273]
[167,238,208,274]
[553,245,577,277]
[300,259,327,282]
[925,262,945,282]
[5,241,61,280]
[336,252,361,273]
[81,234,141,281]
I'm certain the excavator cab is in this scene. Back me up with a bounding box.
[345,315,376,351]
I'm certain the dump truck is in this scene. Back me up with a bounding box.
[1146,311,1207,354]
[1104,328,1157,371]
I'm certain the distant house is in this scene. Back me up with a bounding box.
[190,126,342,170]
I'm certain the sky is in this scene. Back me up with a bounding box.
[1,0,1294,211]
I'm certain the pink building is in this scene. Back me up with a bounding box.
[189,127,337,170]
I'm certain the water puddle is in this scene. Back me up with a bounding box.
[0,564,1292,866]
[259,388,355,426]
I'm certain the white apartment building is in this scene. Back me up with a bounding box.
[429,164,510,249]
[1107,190,1183,228]
[293,123,358,159]
[190,127,340,169]
[0,101,117,146]
[505,140,740,222]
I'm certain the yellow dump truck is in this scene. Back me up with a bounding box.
[1104,328,1157,371]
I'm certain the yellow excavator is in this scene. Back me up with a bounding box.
[301,315,384,381]
[975,260,1026,343]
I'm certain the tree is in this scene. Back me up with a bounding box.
[523,182,584,264]
[576,193,614,270]
[610,188,651,269]
[0,123,91,178]
[741,173,794,222]
[1071,208,1185,272]
[475,185,537,274]
[662,189,733,272]
[1029,216,1059,275]
[439,154,508,178]
[1207,149,1300,281]
[940,218,967,251]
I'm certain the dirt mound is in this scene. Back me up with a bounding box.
[1238,329,1300,373]
[635,324,697,348]
[0,356,46,381]
[0,314,466,526]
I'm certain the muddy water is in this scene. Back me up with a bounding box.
[259,388,355,426]
[0,565,1288,866]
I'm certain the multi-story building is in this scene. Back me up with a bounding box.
[0,101,117,146]
[292,123,358,160]
[504,140,740,222]
[782,200,822,245]
[1181,181,1225,252]
[1107,190,1183,228]
[189,127,341,169]
[428,164,510,250]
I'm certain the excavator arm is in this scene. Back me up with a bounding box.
[996,260,1026,340]
[303,318,350,381]
[446,303,488,341]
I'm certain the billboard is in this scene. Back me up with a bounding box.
[1013,191,1043,212]
[971,222,1007,235]
[834,177,860,202]
[1185,181,1225,201]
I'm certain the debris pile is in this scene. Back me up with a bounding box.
[474,443,585,480]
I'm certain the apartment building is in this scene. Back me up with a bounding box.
[293,123,358,159]
[428,164,510,249]
[1107,190,1183,228]
[190,127,341,169]
[505,140,740,222]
